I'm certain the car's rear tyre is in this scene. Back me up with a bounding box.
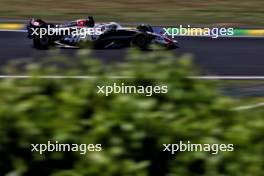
[132,34,149,49]
[166,44,178,50]
[33,35,52,49]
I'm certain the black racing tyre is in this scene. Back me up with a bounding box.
[33,35,52,49]
[132,34,149,49]
[137,24,153,33]
[166,44,179,50]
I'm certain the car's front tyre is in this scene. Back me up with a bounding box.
[132,34,149,49]
[33,35,52,49]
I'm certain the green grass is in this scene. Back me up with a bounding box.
[1,0,264,25]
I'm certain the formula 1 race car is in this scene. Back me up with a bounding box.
[27,16,178,50]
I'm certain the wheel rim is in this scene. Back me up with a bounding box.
[136,37,146,46]
[40,36,49,45]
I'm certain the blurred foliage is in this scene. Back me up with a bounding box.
[0,49,263,176]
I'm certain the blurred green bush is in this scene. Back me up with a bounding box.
[0,49,263,176]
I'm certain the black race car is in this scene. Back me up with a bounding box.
[27,17,178,49]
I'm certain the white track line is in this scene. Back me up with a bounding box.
[190,76,264,80]
[233,102,264,111]
[0,75,133,79]
[0,75,263,111]
[0,75,263,80]
[0,29,27,32]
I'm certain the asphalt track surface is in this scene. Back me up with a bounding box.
[1,31,264,76]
